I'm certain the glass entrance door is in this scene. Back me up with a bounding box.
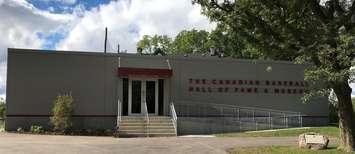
[130,80,142,114]
[146,81,157,114]
[128,79,158,115]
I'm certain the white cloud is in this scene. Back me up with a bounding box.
[0,0,73,97]
[56,0,216,52]
[3,0,353,99]
[0,0,215,97]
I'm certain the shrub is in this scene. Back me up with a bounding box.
[50,93,74,132]
[17,127,24,133]
[30,125,43,134]
[0,98,5,118]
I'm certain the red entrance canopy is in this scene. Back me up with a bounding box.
[118,67,173,78]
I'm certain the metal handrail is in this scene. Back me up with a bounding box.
[170,102,177,135]
[174,101,303,131]
[142,101,149,137]
[116,99,121,129]
[177,100,301,115]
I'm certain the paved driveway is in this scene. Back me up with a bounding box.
[0,133,304,154]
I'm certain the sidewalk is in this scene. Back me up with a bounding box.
[0,132,325,154]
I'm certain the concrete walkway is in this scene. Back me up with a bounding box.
[0,133,311,154]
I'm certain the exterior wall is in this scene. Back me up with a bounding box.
[6,49,119,130]
[117,54,327,117]
[6,48,329,132]
[168,57,328,117]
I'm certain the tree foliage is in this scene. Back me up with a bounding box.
[50,93,74,132]
[137,28,264,58]
[136,35,172,55]
[0,98,5,118]
[193,0,355,151]
[137,26,270,59]
[173,29,211,54]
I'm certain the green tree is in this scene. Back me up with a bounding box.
[0,98,5,118]
[50,93,74,132]
[194,0,355,151]
[208,24,264,58]
[172,29,211,54]
[136,28,260,57]
[136,35,172,55]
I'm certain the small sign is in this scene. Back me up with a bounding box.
[305,135,324,144]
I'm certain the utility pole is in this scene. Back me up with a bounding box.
[104,27,107,54]
[103,27,107,114]
[117,43,120,53]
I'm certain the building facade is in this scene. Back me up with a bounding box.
[5,48,329,134]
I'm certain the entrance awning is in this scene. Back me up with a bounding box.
[118,67,173,78]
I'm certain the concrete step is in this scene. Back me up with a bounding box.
[120,121,173,124]
[120,122,173,126]
[119,124,175,129]
[119,129,176,134]
[122,116,171,120]
[118,132,176,138]
[119,125,175,129]
[118,116,176,138]
[121,119,172,122]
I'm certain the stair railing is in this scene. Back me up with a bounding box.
[116,99,121,129]
[170,102,178,135]
[142,101,149,137]
[175,101,303,132]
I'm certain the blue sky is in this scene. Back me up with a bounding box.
[0,0,214,98]
[28,0,112,14]
[0,0,354,99]
[30,0,114,50]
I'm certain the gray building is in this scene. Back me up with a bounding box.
[5,48,328,135]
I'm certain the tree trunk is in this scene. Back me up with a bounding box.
[333,81,355,152]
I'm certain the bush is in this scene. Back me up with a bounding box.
[0,98,5,118]
[30,125,43,134]
[16,127,24,133]
[50,93,74,132]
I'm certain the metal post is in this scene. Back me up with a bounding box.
[252,110,255,122]
[239,121,242,132]
[252,110,256,131]
[284,113,288,128]
[104,27,107,53]
[299,112,302,127]
[268,112,271,129]
[237,108,240,121]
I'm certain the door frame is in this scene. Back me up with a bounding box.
[128,78,159,116]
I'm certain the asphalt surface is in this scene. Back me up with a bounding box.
[0,132,306,154]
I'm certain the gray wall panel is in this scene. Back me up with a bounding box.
[6,49,329,131]
[6,49,120,130]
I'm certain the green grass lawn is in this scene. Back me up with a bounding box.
[228,146,354,154]
[216,126,339,138]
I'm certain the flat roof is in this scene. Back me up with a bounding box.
[8,48,307,65]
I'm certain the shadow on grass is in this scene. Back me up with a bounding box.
[216,126,340,138]
[228,145,354,154]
